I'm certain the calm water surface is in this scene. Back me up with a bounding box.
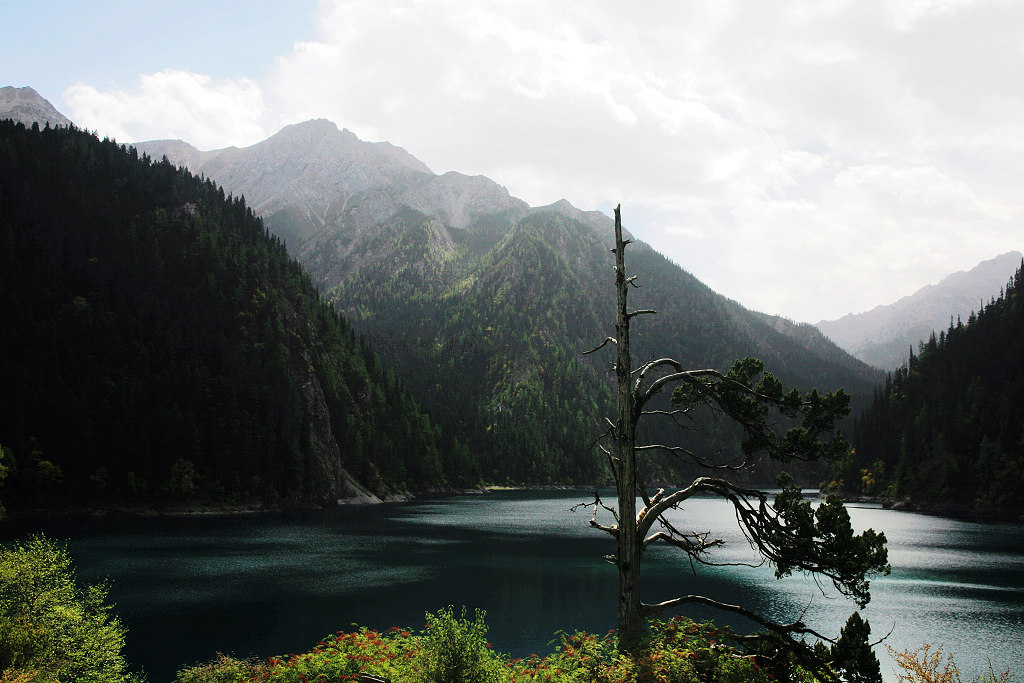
[3,490,1022,682]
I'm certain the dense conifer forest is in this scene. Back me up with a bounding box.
[830,259,1024,516]
[0,121,448,512]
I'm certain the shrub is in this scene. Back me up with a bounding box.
[422,606,501,683]
[890,644,1014,683]
[0,534,141,683]
[172,653,268,683]
[509,617,785,683]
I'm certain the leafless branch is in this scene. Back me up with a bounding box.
[627,308,657,319]
[583,337,617,355]
[643,594,830,640]
[634,443,751,471]
[572,490,619,538]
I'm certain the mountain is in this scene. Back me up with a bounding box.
[829,260,1024,518]
[0,86,72,128]
[816,251,1024,369]
[138,120,883,486]
[0,120,449,514]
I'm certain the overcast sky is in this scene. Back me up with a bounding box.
[4,0,1023,322]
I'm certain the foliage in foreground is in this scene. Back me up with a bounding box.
[889,644,1015,683]
[0,535,140,683]
[174,607,1019,683]
[173,607,800,683]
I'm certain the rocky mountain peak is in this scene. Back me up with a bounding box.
[133,119,436,225]
[531,198,617,242]
[262,119,432,175]
[0,86,73,128]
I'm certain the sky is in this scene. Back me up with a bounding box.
[4,0,1023,323]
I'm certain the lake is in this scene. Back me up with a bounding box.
[3,489,1022,682]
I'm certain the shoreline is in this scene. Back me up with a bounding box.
[8,486,1022,524]
[1,484,596,522]
[832,492,1024,523]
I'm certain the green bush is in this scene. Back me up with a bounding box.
[422,606,501,683]
[172,653,268,683]
[0,535,142,683]
[518,617,785,683]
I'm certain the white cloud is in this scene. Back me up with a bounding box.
[64,69,269,149]
[54,0,1024,321]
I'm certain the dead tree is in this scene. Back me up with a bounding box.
[581,205,890,681]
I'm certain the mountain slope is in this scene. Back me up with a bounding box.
[0,120,446,512]
[135,119,438,249]
[830,261,1024,518]
[136,119,883,485]
[816,251,1023,369]
[0,86,72,128]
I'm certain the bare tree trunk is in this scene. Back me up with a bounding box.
[613,204,643,651]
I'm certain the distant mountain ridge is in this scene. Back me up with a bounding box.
[816,251,1024,369]
[0,87,884,492]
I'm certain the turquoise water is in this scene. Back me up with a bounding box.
[4,490,1022,682]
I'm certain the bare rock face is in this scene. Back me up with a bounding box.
[816,251,1024,369]
[399,171,529,230]
[134,120,532,231]
[134,119,540,290]
[0,86,73,128]
[135,120,431,212]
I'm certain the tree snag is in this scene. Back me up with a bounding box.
[582,205,890,681]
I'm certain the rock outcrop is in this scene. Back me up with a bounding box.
[0,86,73,128]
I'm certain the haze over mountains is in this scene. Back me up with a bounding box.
[816,251,1024,369]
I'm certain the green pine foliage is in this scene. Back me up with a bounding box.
[328,210,613,485]
[831,260,1024,515]
[0,121,445,510]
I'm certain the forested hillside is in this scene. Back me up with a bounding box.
[829,259,1024,517]
[139,119,883,488]
[0,121,448,513]
[326,202,884,487]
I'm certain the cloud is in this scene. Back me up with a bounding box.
[64,69,269,149]
[56,0,1024,321]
